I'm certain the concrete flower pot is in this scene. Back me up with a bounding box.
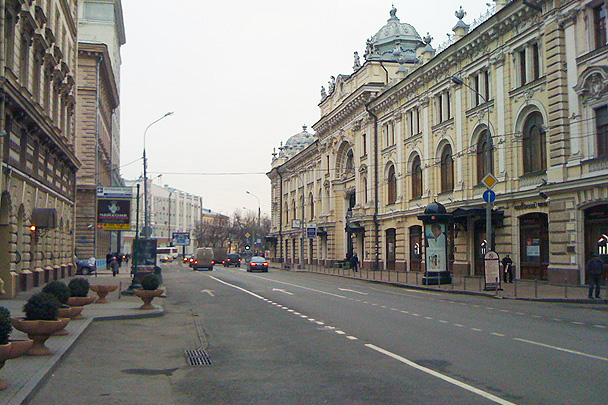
[11,318,70,356]
[90,285,118,304]
[134,289,164,310]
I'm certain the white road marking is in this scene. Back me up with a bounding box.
[593,325,606,329]
[347,336,358,340]
[439,320,448,324]
[513,338,608,362]
[338,288,368,295]
[272,288,293,295]
[316,321,325,325]
[571,322,584,325]
[491,333,505,337]
[200,289,215,296]
[424,317,433,320]
[365,344,515,405]
[454,324,464,328]
[471,328,482,332]
[335,330,345,335]
[412,313,421,317]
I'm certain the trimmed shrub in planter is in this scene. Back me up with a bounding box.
[23,293,59,321]
[42,281,70,306]
[0,307,12,345]
[68,278,90,297]
[140,273,160,291]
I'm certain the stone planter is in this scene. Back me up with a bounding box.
[0,338,34,389]
[0,343,12,390]
[11,318,70,356]
[66,296,95,318]
[134,289,164,310]
[90,285,118,304]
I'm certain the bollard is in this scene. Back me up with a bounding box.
[396,271,399,283]
[514,279,518,297]
[495,277,499,296]
[416,272,419,285]
[534,279,538,298]
[463,276,467,291]
[478,276,482,291]
[438,274,441,288]
[405,271,408,284]
[451,276,454,290]
[388,270,391,282]
[564,279,568,299]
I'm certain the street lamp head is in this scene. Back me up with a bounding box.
[165,111,174,117]
[451,75,464,85]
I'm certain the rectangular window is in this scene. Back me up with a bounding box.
[518,49,527,86]
[532,43,540,80]
[437,95,443,123]
[484,70,491,102]
[596,105,608,157]
[593,4,607,49]
[20,34,30,87]
[84,3,115,22]
[362,133,367,155]
[446,92,452,120]
[474,75,481,106]
[4,12,15,69]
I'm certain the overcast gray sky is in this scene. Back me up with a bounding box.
[119,0,492,217]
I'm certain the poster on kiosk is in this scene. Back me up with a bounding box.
[425,223,447,273]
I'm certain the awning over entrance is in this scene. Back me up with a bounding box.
[265,236,278,243]
[450,207,505,230]
[345,223,365,233]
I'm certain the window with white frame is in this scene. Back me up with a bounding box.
[436,91,452,124]
[470,70,491,106]
[516,42,542,87]
[596,105,608,158]
[592,2,607,50]
[407,107,420,136]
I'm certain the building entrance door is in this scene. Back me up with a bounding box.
[409,225,422,272]
[473,221,488,276]
[519,213,549,280]
[584,204,608,283]
[386,228,396,270]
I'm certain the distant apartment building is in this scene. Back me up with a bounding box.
[0,0,80,297]
[74,0,125,260]
[122,179,203,255]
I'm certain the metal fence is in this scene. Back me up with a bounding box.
[284,263,595,301]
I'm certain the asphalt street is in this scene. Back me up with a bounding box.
[30,262,608,404]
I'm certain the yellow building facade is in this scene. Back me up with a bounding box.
[267,0,608,285]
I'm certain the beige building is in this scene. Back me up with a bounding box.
[0,0,80,297]
[268,0,608,285]
[74,0,125,260]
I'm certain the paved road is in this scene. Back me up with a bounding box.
[31,262,608,404]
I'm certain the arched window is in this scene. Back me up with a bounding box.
[522,112,546,174]
[309,192,314,219]
[441,145,454,192]
[387,165,397,204]
[411,155,423,199]
[476,130,494,183]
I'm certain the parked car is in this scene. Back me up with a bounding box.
[192,247,214,271]
[247,256,269,272]
[159,254,173,263]
[76,259,96,276]
[224,254,242,267]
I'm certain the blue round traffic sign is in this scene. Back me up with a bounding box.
[483,189,496,203]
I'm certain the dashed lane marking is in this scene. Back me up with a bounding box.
[513,338,608,362]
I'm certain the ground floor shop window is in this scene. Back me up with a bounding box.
[584,204,608,282]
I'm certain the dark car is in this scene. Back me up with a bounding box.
[76,259,96,276]
[247,256,268,272]
[224,254,242,267]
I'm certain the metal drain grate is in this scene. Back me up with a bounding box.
[185,349,212,366]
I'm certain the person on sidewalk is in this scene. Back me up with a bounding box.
[349,252,360,272]
[586,254,604,299]
[110,256,119,277]
[502,254,514,283]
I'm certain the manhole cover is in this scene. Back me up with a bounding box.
[185,349,212,366]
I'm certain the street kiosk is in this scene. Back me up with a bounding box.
[417,202,452,285]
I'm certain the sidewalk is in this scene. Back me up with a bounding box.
[0,271,164,405]
[280,264,608,303]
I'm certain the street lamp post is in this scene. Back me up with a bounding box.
[451,75,493,251]
[246,191,261,254]
[143,112,173,239]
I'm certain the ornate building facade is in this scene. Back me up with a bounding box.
[0,0,80,297]
[267,0,608,285]
[74,0,125,260]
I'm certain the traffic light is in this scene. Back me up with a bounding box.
[30,225,38,242]
[245,245,250,250]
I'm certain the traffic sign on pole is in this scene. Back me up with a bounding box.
[483,189,496,203]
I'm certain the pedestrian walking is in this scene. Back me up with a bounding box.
[586,254,604,299]
[106,252,113,270]
[502,254,513,283]
[110,256,119,277]
[349,252,360,273]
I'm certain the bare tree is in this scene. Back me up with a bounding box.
[193,214,230,248]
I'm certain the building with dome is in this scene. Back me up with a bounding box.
[267,0,608,286]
